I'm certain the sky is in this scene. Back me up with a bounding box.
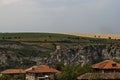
[0,0,120,34]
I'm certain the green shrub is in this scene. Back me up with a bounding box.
[0,74,25,80]
[55,64,92,80]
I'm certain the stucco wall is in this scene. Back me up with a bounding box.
[26,73,35,80]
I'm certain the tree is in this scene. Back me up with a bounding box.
[55,64,92,80]
[48,35,52,39]
[94,35,96,38]
[98,36,100,38]
[0,74,25,80]
[108,36,111,39]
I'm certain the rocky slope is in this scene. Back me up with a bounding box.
[0,40,54,70]
[39,43,120,66]
[0,40,120,70]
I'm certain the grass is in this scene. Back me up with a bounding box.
[0,33,82,42]
[0,33,76,39]
[65,33,120,39]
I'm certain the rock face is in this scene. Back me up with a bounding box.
[39,44,120,66]
[0,42,52,70]
[0,40,120,70]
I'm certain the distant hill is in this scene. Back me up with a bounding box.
[63,33,120,39]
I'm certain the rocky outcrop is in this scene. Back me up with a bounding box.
[39,44,120,66]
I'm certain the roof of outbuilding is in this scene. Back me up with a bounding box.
[92,60,120,69]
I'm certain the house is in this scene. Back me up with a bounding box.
[77,60,120,80]
[92,60,120,73]
[25,65,59,80]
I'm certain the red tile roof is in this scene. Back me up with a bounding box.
[77,72,120,79]
[1,69,25,74]
[26,65,59,73]
[92,60,120,69]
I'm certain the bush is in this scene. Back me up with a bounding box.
[55,64,92,80]
[0,74,25,80]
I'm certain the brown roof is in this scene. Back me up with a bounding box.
[77,72,120,79]
[1,69,25,74]
[92,60,120,69]
[26,65,59,73]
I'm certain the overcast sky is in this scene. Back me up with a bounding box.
[0,0,120,34]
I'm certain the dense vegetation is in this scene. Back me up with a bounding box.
[0,74,25,80]
[55,64,92,80]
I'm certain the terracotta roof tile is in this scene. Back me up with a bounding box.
[77,72,120,79]
[1,69,25,74]
[26,65,59,73]
[92,60,120,69]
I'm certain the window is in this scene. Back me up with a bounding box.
[112,63,117,67]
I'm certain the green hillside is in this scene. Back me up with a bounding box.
[0,32,116,43]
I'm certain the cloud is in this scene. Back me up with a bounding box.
[0,0,20,5]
